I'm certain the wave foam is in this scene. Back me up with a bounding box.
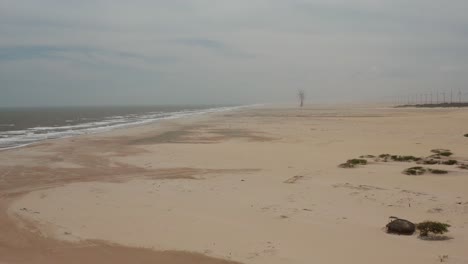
[0,105,247,150]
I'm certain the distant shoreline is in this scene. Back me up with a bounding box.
[396,102,468,108]
[0,105,249,151]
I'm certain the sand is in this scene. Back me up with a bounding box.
[2,105,468,263]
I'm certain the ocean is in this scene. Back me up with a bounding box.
[0,105,241,150]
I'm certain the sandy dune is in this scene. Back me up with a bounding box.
[2,105,468,263]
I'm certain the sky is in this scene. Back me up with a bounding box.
[1,0,468,106]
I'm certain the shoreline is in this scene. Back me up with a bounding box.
[2,105,468,263]
[0,105,252,152]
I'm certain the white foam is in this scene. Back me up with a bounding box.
[0,105,248,150]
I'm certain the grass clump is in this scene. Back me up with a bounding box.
[428,169,448,174]
[377,154,421,162]
[439,152,453,157]
[348,159,367,165]
[417,221,451,237]
[464,134,468,137]
[359,155,375,158]
[404,167,448,175]
[339,159,367,168]
[339,163,355,168]
[420,159,439,165]
[431,149,453,157]
[459,164,468,170]
[441,160,457,165]
[390,155,421,162]
[404,166,426,175]
[421,159,457,165]
[376,154,391,162]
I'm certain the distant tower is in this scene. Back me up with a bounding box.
[451,88,453,104]
[459,89,462,103]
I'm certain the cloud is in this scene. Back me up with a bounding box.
[0,46,90,61]
[174,38,254,58]
[176,38,226,50]
[0,45,176,66]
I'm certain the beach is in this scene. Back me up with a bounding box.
[1,105,468,264]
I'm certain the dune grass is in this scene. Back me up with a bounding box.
[431,149,453,157]
[441,160,457,165]
[403,167,426,175]
[428,169,448,174]
[339,159,367,168]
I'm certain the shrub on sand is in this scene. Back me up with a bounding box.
[339,162,355,168]
[428,169,448,174]
[441,160,457,165]
[339,159,367,168]
[431,149,453,157]
[347,159,367,165]
[403,166,426,175]
[377,154,391,162]
[390,155,421,162]
[420,159,439,165]
[379,154,391,158]
[417,221,450,237]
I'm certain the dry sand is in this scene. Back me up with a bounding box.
[2,105,468,263]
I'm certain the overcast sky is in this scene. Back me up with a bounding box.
[1,0,468,106]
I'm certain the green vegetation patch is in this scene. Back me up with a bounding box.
[377,154,421,162]
[339,159,368,168]
[420,159,439,165]
[428,169,448,174]
[441,160,457,165]
[390,155,421,162]
[404,166,448,175]
[403,166,426,175]
[359,155,375,158]
[379,154,391,158]
[348,159,368,165]
[431,149,453,157]
[439,152,453,157]
[417,221,451,237]
[420,159,456,165]
[339,163,355,168]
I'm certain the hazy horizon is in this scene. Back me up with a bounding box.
[2,1,468,107]
[0,103,243,108]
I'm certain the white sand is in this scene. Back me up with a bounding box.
[8,105,468,264]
